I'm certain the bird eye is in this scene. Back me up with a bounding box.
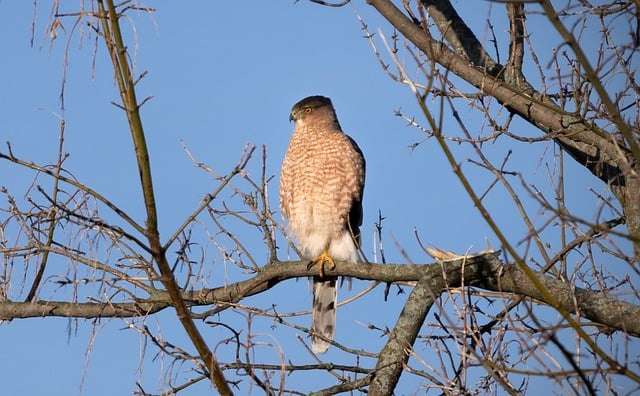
[304,107,312,114]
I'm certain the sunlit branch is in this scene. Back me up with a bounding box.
[95,0,231,392]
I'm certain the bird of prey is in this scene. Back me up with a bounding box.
[280,95,365,353]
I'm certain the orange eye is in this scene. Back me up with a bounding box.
[304,107,312,114]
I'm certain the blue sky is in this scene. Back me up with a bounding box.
[1,1,636,395]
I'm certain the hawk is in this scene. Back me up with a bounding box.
[280,95,366,353]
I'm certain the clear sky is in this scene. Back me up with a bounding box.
[1,1,635,395]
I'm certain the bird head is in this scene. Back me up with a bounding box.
[289,95,337,127]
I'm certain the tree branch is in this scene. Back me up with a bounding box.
[3,253,639,338]
[367,0,632,180]
[421,0,502,74]
[369,271,438,395]
[366,0,639,256]
[95,1,231,393]
[504,1,530,89]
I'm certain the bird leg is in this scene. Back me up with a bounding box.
[307,251,335,277]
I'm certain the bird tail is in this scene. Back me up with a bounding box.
[311,277,337,353]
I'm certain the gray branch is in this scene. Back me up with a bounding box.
[369,272,439,395]
[2,252,638,337]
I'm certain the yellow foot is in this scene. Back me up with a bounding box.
[307,251,335,277]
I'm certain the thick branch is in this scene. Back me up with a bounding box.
[478,263,640,336]
[504,1,529,89]
[421,0,501,74]
[369,274,437,395]
[2,253,638,337]
[367,0,632,182]
[0,299,170,319]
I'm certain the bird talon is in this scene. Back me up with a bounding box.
[308,251,335,278]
